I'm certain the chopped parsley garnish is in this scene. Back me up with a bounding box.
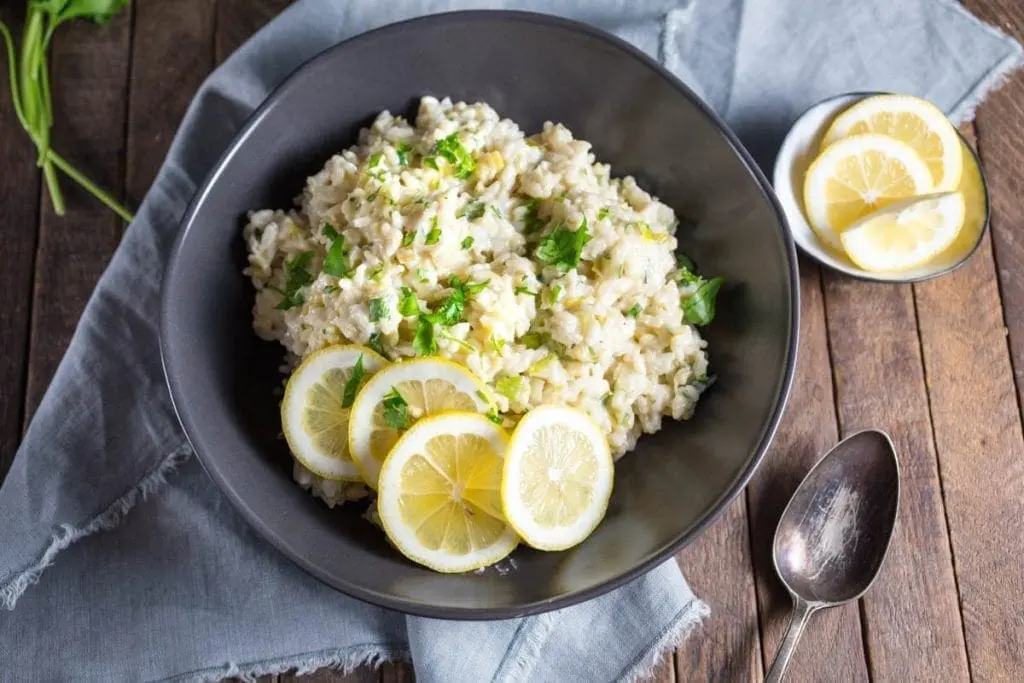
[519,332,544,349]
[522,198,544,234]
[457,200,486,221]
[495,375,523,400]
[340,354,365,409]
[488,205,502,219]
[274,251,315,310]
[423,156,439,170]
[401,230,416,247]
[322,225,350,278]
[676,252,696,272]
[486,408,503,425]
[597,207,611,221]
[413,317,437,356]
[368,332,389,359]
[367,264,385,281]
[382,388,411,430]
[425,216,442,245]
[535,217,590,272]
[398,287,420,317]
[627,304,642,318]
[368,152,383,169]
[547,283,563,305]
[514,284,536,296]
[432,133,475,178]
[682,276,725,326]
[440,329,475,354]
[461,236,474,250]
[324,285,339,294]
[368,297,389,322]
[424,292,464,326]
[416,268,431,282]
[396,142,412,166]
[464,278,489,296]
[491,337,506,354]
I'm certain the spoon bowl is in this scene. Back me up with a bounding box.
[766,429,900,681]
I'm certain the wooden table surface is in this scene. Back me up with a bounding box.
[2,1,1023,681]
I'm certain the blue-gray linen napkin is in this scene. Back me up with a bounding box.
[0,0,1019,680]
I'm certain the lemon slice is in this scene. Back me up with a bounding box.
[377,412,518,573]
[348,358,492,489]
[281,345,388,481]
[821,94,963,192]
[803,133,934,251]
[500,406,614,551]
[841,191,966,272]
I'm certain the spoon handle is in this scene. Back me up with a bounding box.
[765,597,816,683]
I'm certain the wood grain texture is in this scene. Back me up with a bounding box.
[280,666,380,682]
[379,662,414,683]
[0,6,41,479]
[821,271,969,680]
[126,0,217,205]
[21,7,134,421]
[747,260,870,682]
[675,499,762,682]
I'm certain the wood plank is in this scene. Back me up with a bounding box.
[215,0,294,64]
[821,270,969,680]
[22,4,133,421]
[918,3,1024,672]
[746,260,869,681]
[280,666,378,683]
[0,6,42,480]
[125,0,217,205]
[379,662,414,683]
[674,498,762,682]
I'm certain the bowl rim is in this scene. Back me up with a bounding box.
[160,9,800,620]
[774,90,991,284]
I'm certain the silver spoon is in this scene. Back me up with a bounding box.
[765,429,900,682]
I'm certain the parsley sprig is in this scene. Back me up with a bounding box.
[676,253,725,326]
[273,251,314,310]
[535,217,590,273]
[340,354,365,409]
[382,388,411,430]
[0,0,134,221]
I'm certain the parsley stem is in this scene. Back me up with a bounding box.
[47,149,132,222]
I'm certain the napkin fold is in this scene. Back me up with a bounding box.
[0,0,1018,680]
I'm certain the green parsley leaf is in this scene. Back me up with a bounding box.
[461,236,474,250]
[367,264,384,281]
[491,337,506,354]
[425,216,441,245]
[424,291,464,326]
[486,408,503,425]
[627,304,642,318]
[514,284,536,296]
[519,332,544,349]
[396,142,412,166]
[324,284,339,294]
[597,207,611,221]
[547,283,563,305]
[676,252,696,272]
[401,230,416,247]
[522,198,544,234]
[535,219,591,272]
[382,388,411,430]
[367,152,383,170]
[682,276,725,326]
[323,223,340,240]
[457,200,486,221]
[368,332,389,359]
[369,297,389,322]
[440,329,476,354]
[340,354,365,409]
[432,133,475,178]
[416,268,431,282]
[495,375,523,400]
[398,287,420,317]
[423,156,439,170]
[275,251,314,310]
[488,205,502,219]
[322,233,350,278]
[413,317,437,356]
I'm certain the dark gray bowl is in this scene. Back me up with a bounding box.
[161,11,798,619]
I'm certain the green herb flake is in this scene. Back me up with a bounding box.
[416,268,431,282]
[597,207,611,221]
[432,133,475,178]
[519,332,544,350]
[627,304,642,318]
[440,329,476,354]
[401,230,416,247]
[514,284,537,296]
[535,218,591,273]
[457,200,486,221]
[461,236,475,250]
[340,354,365,409]
[521,199,544,235]
[547,283,563,306]
[413,317,437,356]
[424,291,464,327]
[676,252,696,272]
[322,223,340,240]
[682,276,725,326]
[425,216,442,245]
[423,156,439,170]
[495,375,523,401]
[396,142,412,166]
[382,388,411,430]
[275,251,315,310]
[322,232,350,278]
[486,408,503,426]
[367,264,385,281]
[491,337,506,354]
[488,205,502,219]
[367,152,383,170]
[324,285,339,294]
[369,297,389,322]
[368,332,389,359]
[475,389,490,404]
[398,287,420,317]
[465,279,489,296]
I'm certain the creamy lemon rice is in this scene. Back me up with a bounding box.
[243,96,711,507]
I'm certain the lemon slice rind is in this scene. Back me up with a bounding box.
[501,405,614,551]
[281,345,388,481]
[377,412,518,573]
[348,357,492,489]
[803,133,934,252]
[840,191,966,273]
[821,94,963,192]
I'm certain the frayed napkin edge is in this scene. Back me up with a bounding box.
[615,597,711,683]
[161,643,409,683]
[0,443,192,611]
